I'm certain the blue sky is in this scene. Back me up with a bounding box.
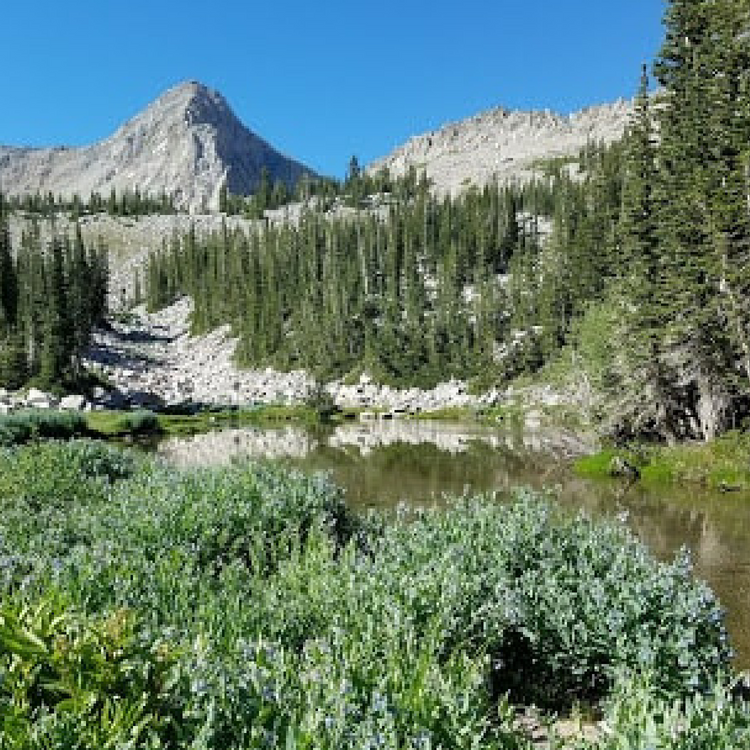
[1,1,666,177]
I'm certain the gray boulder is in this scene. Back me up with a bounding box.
[608,455,640,480]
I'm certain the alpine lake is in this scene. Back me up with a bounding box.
[147,416,750,672]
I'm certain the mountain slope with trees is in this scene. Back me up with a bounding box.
[0,196,109,389]
[142,0,750,443]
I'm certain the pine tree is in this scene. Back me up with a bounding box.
[652,0,748,438]
[0,195,17,335]
[0,329,27,389]
[615,66,683,438]
[704,0,750,389]
[38,236,72,386]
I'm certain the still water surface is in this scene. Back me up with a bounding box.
[156,419,750,670]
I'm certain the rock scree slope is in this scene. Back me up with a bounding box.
[0,81,312,212]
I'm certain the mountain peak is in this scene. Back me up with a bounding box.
[131,80,238,131]
[162,80,219,109]
[0,82,313,212]
[370,98,632,194]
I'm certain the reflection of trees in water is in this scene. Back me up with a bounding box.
[619,491,750,667]
[328,421,498,455]
[294,439,569,509]
[327,419,583,457]
[559,478,750,579]
[157,421,574,507]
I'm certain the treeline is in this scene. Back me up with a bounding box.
[5,187,177,218]
[219,160,430,218]
[0,197,109,389]
[145,178,545,387]
[219,167,328,217]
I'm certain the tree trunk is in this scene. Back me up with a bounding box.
[696,374,729,442]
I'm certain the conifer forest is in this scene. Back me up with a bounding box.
[143,0,750,443]
[0,199,109,389]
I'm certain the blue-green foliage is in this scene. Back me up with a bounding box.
[0,410,87,447]
[115,409,161,435]
[0,441,740,748]
[577,672,750,749]
[355,499,730,707]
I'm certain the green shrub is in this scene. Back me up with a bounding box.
[0,594,184,750]
[0,443,739,748]
[0,441,140,584]
[305,383,339,422]
[0,440,137,506]
[577,672,750,749]
[354,497,731,708]
[0,410,87,447]
[115,409,161,435]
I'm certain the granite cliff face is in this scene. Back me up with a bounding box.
[0,81,311,212]
[369,99,632,193]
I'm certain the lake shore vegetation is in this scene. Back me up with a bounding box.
[1,440,746,748]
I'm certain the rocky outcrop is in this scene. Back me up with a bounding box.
[0,81,312,212]
[0,388,89,413]
[369,99,631,194]
[84,298,315,408]
[330,374,500,413]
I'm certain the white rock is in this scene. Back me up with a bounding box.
[59,394,87,411]
[26,388,49,403]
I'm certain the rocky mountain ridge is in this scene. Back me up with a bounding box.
[0,81,311,212]
[369,99,632,194]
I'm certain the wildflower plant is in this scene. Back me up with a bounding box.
[0,441,741,749]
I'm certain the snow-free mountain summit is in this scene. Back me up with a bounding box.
[0,81,312,212]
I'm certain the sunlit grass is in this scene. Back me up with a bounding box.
[575,432,750,493]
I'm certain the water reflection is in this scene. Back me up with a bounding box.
[157,419,586,466]
[157,426,313,465]
[155,421,750,670]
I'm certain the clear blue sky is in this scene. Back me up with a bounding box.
[1,0,666,178]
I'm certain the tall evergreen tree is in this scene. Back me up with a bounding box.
[0,196,17,334]
[652,0,749,438]
[616,66,682,439]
